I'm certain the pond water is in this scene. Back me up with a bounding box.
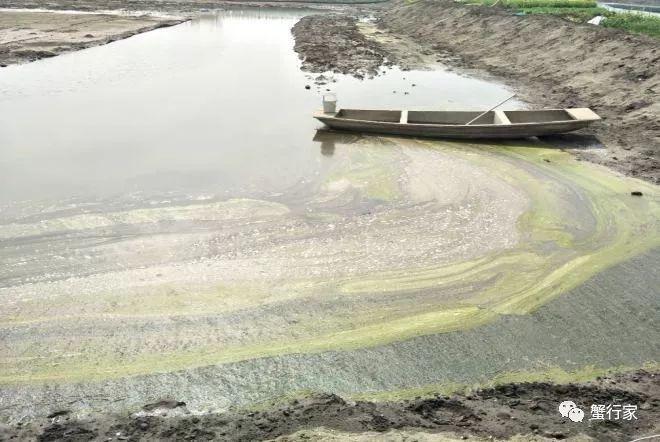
[0,8,519,207]
[0,8,658,420]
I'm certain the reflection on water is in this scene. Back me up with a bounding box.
[314,129,339,156]
[0,7,519,209]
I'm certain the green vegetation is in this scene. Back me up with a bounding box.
[469,0,596,8]
[504,0,596,7]
[463,0,660,37]
[602,13,660,37]
[519,6,608,22]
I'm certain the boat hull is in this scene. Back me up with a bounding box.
[314,108,600,140]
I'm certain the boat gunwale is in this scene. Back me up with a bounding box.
[316,109,600,128]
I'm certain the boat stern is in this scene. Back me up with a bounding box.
[314,110,339,129]
[566,108,601,122]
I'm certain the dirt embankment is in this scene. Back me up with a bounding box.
[379,0,659,183]
[294,1,659,184]
[1,370,657,441]
[0,10,185,66]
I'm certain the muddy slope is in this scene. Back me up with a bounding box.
[379,0,659,184]
[1,370,657,441]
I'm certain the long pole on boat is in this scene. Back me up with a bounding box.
[465,94,516,125]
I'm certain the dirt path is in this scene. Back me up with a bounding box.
[293,1,659,184]
[1,370,657,441]
[0,10,185,66]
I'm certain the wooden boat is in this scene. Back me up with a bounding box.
[313,108,600,139]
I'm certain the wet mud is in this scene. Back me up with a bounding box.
[0,10,185,66]
[292,14,394,79]
[1,370,657,441]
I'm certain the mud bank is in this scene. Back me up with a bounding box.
[292,13,438,79]
[294,1,659,184]
[0,10,185,66]
[293,15,393,78]
[1,370,657,441]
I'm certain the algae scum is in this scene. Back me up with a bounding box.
[0,8,659,419]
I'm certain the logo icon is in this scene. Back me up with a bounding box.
[568,407,585,422]
[559,401,584,422]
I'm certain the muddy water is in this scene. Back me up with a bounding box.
[0,8,658,420]
[0,8,519,207]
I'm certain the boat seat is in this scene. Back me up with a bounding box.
[566,108,600,121]
[494,110,511,125]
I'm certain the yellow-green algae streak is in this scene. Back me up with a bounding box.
[341,142,659,314]
[1,139,658,385]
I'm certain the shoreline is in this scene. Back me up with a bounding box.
[1,369,657,441]
[292,0,659,184]
[378,0,659,184]
[1,1,658,182]
[0,9,187,66]
[0,2,367,67]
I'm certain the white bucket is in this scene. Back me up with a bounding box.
[323,93,337,114]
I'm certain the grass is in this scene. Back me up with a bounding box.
[602,13,660,37]
[519,6,608,22]
[511,0,595,6]
[463,0,660,37]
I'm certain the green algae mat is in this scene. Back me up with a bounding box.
[1,137,658,402]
